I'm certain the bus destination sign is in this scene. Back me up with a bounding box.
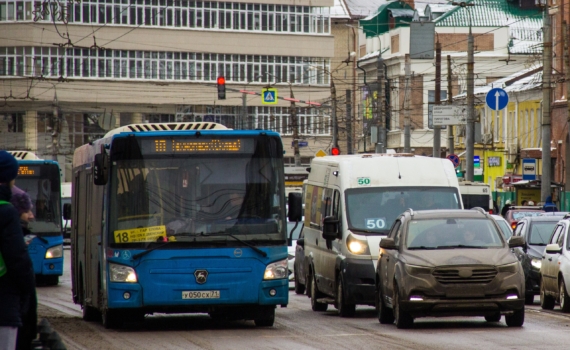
[148,138,253,154]
[18,165,39,176]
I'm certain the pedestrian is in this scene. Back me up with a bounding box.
[0,151,36,350]
[10,188,38,350]
[501,199,512,217]
[522,200,528,206]
[543,196,559,213]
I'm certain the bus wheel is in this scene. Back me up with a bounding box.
[82,299,101,322]
[44,275,59,286]
[102,308,121,329]
[254,307,275,327]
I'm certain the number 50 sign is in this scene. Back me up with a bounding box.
[365,218,386,229]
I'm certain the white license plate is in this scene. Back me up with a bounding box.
[182,290,220,299]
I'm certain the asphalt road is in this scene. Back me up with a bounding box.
[36,249,570,350]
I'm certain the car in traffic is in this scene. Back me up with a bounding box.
[491,214,513,240]
[293,226,307,295]
[540,217,570,312]
[376,208,526,328]
[504,206,544,230]
[512,216,563,304]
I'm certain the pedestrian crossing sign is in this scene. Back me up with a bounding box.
[262,88,278,105]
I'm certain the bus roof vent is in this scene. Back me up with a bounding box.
[103,122,229,138]
[7,151,42,160]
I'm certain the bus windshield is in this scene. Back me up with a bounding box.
[15,163,62,236]
[345,186,461,235]
[108,136,286,247]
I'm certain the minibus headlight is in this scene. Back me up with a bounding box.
[45,245,63,259]
[109,263,138,283]
[264,259,288,280]
[346,235,370,255]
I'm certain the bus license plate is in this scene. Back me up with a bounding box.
[182,290,220,299]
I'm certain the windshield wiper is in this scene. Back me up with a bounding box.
[132,241,170,260]
[436,244,489,249]
[407,246,440,250]
[227,233,267,257]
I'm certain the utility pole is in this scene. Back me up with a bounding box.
[241,93,246,129]
[433,41,442,158]
[52,91,59,161]
[376,54,385,153]
[331,80,338,149]
[346,89,352,154]
[565,21,570,193]
[466,14,475,181]
[404,54,411,153]
[290,85,301,166]
[541,2,552,201]
[447,54,454,155]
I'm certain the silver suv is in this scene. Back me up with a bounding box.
[376,208,526,328]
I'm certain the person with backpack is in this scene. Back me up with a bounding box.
[0,151,36,350]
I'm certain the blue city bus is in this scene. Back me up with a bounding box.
[71,122,300,329]
[9,151,64,286]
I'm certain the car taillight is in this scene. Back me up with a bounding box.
[511,222,517,230]
[489,209,494,214]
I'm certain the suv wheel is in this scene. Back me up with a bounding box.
[393,285,413,329]
[336,276,355,317]
[484,313,501,322]
[505,308,525,327]
[560,279,570,313]
[310,273,328,312]
[540,278,555,310]
[376,283,394,324]
[294,265,305,295]
[524,293,535,305]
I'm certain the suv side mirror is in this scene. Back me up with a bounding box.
[62,203,71,220]
[508,235,525,248]
[380,238,396,250]
[287,192,303,222]
[322,216,339,240]
[545,243,563,254]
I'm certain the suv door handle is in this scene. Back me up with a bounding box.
[548,257,553,261]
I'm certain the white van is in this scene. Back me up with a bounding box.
[61,182,72,243]
[300,154,462,316]
[458,181,494,214]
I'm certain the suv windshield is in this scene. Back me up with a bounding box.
[406,218,504,249]
[529,222,558,245]
[345,187,461,235]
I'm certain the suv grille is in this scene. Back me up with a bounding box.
[432,267,497,284]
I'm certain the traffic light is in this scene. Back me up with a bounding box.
[331,146,341,156]
[217,76,226,100]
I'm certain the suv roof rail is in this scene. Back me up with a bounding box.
[405,208,414,217]
[470,207,487,215]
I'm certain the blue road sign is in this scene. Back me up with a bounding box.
[262,88,278,105]
[485,88,509,111]
[447,154,460,168]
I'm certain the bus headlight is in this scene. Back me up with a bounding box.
[263,259,288,280]
[109,263,138,283]
[45,245,63,259]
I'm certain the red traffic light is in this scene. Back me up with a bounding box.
[217,76,226,100]
[331,147,341,156]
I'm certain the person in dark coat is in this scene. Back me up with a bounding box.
[0,151,36,350]
[501,199,512,217]
[10,188,37,350]
[543,196,559,213]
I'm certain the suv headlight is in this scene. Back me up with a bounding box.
[497,261,519,274]
[346,234,370,255]
[109,263,138,283]
[264,259,288,280]
[405,264,432,275]
[45,245,63,259]
[531,258,542,270]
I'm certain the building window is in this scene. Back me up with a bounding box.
[1,113,24,132]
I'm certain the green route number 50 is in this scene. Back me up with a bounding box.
[357,177,371,186]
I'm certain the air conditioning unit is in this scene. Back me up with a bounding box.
[507,141,518,164]
[481,133,493,144]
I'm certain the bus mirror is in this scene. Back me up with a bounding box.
[93,151,109,185]
[288,192,303,222]
[63,203,71,220]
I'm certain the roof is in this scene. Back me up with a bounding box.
[344,0,389,19]
[331,0,351,19]
[435,0,542,55]
[359,1,414,37]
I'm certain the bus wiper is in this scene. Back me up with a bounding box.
[132,241,170,260]
[227,233,267,257]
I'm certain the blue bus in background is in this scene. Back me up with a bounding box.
[71,122,301,329]
[10,151,64,286]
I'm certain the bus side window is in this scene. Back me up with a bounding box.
[333,190,342,233]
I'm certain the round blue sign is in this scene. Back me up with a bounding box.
[485,88,509,111]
